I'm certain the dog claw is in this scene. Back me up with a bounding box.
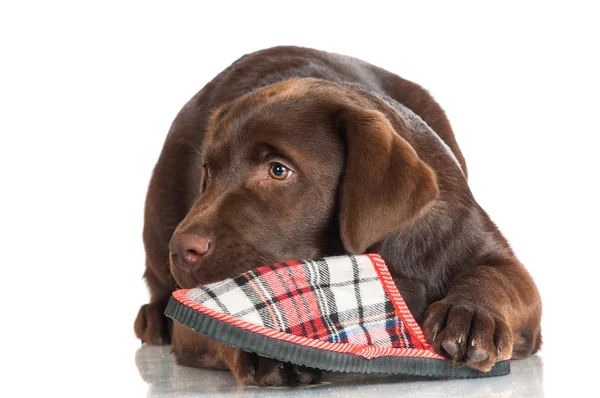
[469,347,490,363]
[442,340,460,358]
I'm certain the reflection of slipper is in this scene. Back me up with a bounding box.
[165,254,509,378]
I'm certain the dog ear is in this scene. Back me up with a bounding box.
[336,107,439,254]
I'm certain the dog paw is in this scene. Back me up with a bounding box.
[422,300,513,372]
[233,353,325,387]
[134,301,172,345]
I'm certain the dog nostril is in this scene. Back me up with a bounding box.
[184,249,200,264]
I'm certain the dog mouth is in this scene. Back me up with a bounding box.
[170,252,241,288]
[169,253,201,288]
[170,247,303,288]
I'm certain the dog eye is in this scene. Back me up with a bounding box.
[268,162,293,180]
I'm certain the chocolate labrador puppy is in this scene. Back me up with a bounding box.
[134,46,542,386]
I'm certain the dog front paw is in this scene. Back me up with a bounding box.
[422,300,513,371]
[232,352,325,387]
[134,300,172,345]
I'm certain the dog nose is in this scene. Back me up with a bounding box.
[170,233,213,268]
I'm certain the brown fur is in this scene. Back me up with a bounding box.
[134,46,542,386]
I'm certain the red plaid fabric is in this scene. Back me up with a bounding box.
[183,254,432,353]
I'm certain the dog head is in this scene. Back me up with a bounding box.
[169,79,439,288]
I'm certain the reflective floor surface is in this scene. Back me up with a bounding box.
[135,345,545,397]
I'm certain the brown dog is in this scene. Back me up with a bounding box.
[134,46,542,386]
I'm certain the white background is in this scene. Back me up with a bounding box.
[1,1,598,396]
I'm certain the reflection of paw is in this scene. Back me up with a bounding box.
[233,352,325,387]
[134,301,172,345]
[423,301,513,372]
[176,350,228,370]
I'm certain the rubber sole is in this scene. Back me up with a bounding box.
[165,297,510,378]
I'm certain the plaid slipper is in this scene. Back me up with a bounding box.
[164,254,510,378]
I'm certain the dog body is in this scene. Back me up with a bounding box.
[135,46,541,386]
